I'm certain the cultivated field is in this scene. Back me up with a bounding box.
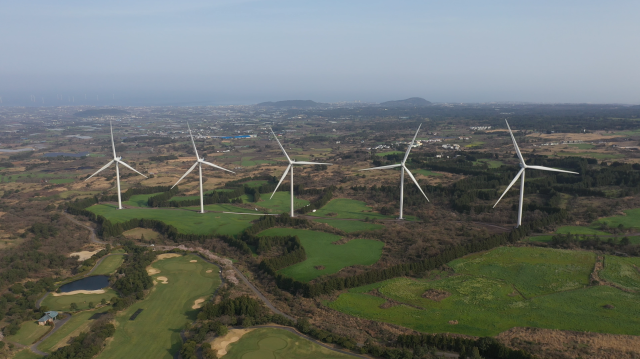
[258,228,384,282]
[223,328,353,359]
[328,246,640,336]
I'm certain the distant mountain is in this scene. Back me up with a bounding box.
[256,100,325,109]
[379,97,432,107]
[74,109,129,118]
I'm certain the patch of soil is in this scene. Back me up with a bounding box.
[379,300,398,309]
[315,265,325,270]
[422,289,451,302]
[603,304,615,309]
[448,320,458,325]
[508,290,519,297]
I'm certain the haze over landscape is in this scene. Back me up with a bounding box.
[1,0,639,105]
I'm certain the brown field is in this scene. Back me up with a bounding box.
[122,227,160,240]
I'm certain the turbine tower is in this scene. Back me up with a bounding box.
[360,124,429,220]
[269,128,332,217]
[172,123,235,214]
[494,119,579,227]
[85,122,147,209]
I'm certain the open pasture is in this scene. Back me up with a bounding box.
[593,208,640,229]
[375,150,403,157]
[314,218,384,233]
[123,227,160,240]
[223,328,353,359]
[555,226,610,235]
[98,254,221,359]
[91,254,125,275]
[599,256,640,291]
[568,143,595,149]
[414,169,443,176]
[308,198,390,220]
[87,204,254,236]
[474,159,504,168]
[254,191,309,213]
[556,151,622,160]
[123,193,162,207]
[258,228,383,282]
[41,289,118,312]
[6,321,51,345]
[328,246,640,336]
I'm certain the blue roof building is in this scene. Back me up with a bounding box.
[37,311,59,325]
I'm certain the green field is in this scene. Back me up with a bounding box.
[258,228,384,282]
[49,178,75,184]
[98,254,221,359]
[600,256,640,291]
[41,289,118,312]
[375,151,403,157]
[87,204,254,236]
[124,193,162,207]
[555,226,610,235]
[243,179,268,187]
[91,254,125,275]
[328,246,640,336]
[13,349,43,359]
[414,169,443,176]
[308,198,389,220]
[255,191,309,213]
[568,143,595,149]
[224,328,353,359]
[6,321,51,345]
[593,208,640,229]
[38,309,110,353]
[556,151,622,160]
[474,159,504,168]
[314,219,384,233]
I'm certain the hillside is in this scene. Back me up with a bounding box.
[379,97,432,107]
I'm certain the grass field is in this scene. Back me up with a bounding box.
[568,143,595,149]
[258,228,384,282]
[593,208,640,229]
[600,256,640,291]
[555,226,610,235]
[123,227,160,240]
[6,321,51,345]
[243,179,268,187]
[556,151,622,160]
[49,178,75,184]
[255,191,309,213]
[87,204,254,236]
[308,198,389,220]
[91,254,125,275]
[474,159,504,168]
[328,246,640,336]
[124,193,162,207]
[37,309,109,353]
[314,219,384,233]
[13,349,43,359]
[224,328,353,359]
[41,289,118,312]
[414,169,443,176]
[375,151,403,157]
[98,254,221,359]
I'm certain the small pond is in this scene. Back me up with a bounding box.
[59,275,110,293]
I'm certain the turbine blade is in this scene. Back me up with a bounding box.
[270,127,291,162]
[359,164,402,171]
[505,120,524,165]
[526,165,579,175]
[201,160,235,174]
[172,162,198,188]
[270,164,291,199]
[404,166,429,202]
[187,122,200,160]
[493,168,525,208]
[85,160,114,181]
[118,160,148,178]
[292,161,333,165]
[110,121,117,159]
[402,124,421,164]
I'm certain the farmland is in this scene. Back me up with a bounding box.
[258,228,384,282]
[593,208,640,229]
[599,256,640,291]
[328,247,640,336]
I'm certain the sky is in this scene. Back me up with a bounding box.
[1,0,639,105]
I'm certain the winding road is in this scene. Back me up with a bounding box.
[29,314,72,356]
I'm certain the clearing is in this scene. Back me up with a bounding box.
[42,289,118,312]
[91,254,125,275]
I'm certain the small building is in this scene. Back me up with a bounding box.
[37,311,58,326]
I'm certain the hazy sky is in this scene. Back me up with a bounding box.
[1,0,639,105]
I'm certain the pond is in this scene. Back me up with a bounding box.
[59,275,110,293]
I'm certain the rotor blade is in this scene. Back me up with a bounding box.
[292,161,333,165]
[359,163,402,171]
[402,124,422,164]
[526,165,579,175]
[110,121,117,159]
[172,162,198,188]
[118,160,148,178]
[201,160,235,174]
[187,122,199,160]
[403,166,429,202]
[270,127,291,162]
[493,168,525,208]
[505,120,524,165]
[85,160,114,181]
[270,164,291,199]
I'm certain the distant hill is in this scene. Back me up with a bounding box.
[256,100,325,109]
[74,109,129,118]
[379,97,432,107]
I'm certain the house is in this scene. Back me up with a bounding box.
[37,311,58,326]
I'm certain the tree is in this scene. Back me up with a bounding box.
[471,347,482,359]
[70,303,78,311]
[202,343,218,359]
[88,302,94,309]
[101,298,107,305]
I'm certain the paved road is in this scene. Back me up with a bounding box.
[30,314,72,356]
[63,212,102,244]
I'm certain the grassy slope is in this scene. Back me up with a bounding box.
[258,228,384,282]
[123,193,162,207]
[224,328,353,359]
[308,198,390,220]
[6,321,51,345]
[98,254,221,359]
[314,219,384,233]
[593,208,640,228]
[41,289,118,312]
[600,256,640,291]
[87,204,254,236]
[91,255,125,275]
[13,350,44,359]
[254,192,309,213]
[38,309,110,353]
[328,246,640,336]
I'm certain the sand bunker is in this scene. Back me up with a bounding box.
[53,289,105,296]
[192,298,206,309]
[206,269,213,273]
[211,329,254,356]
[156,253,182,260]
[190,260,197,263]
[147,267,160,275]
[157,276,168,284]
[69,249,102,261]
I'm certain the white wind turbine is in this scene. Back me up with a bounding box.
[172,123,235,214]
[269,128,332,217]
[494,119,579,227]
[85,122,147,209]
[360,124,429,220]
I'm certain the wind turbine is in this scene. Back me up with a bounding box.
[269,128,332,217]
[172,123,235,214]
[494,119,579,227]
[85,122,147,209]
[359,124,429,220]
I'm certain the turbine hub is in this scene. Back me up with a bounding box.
[519,162,526,169]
